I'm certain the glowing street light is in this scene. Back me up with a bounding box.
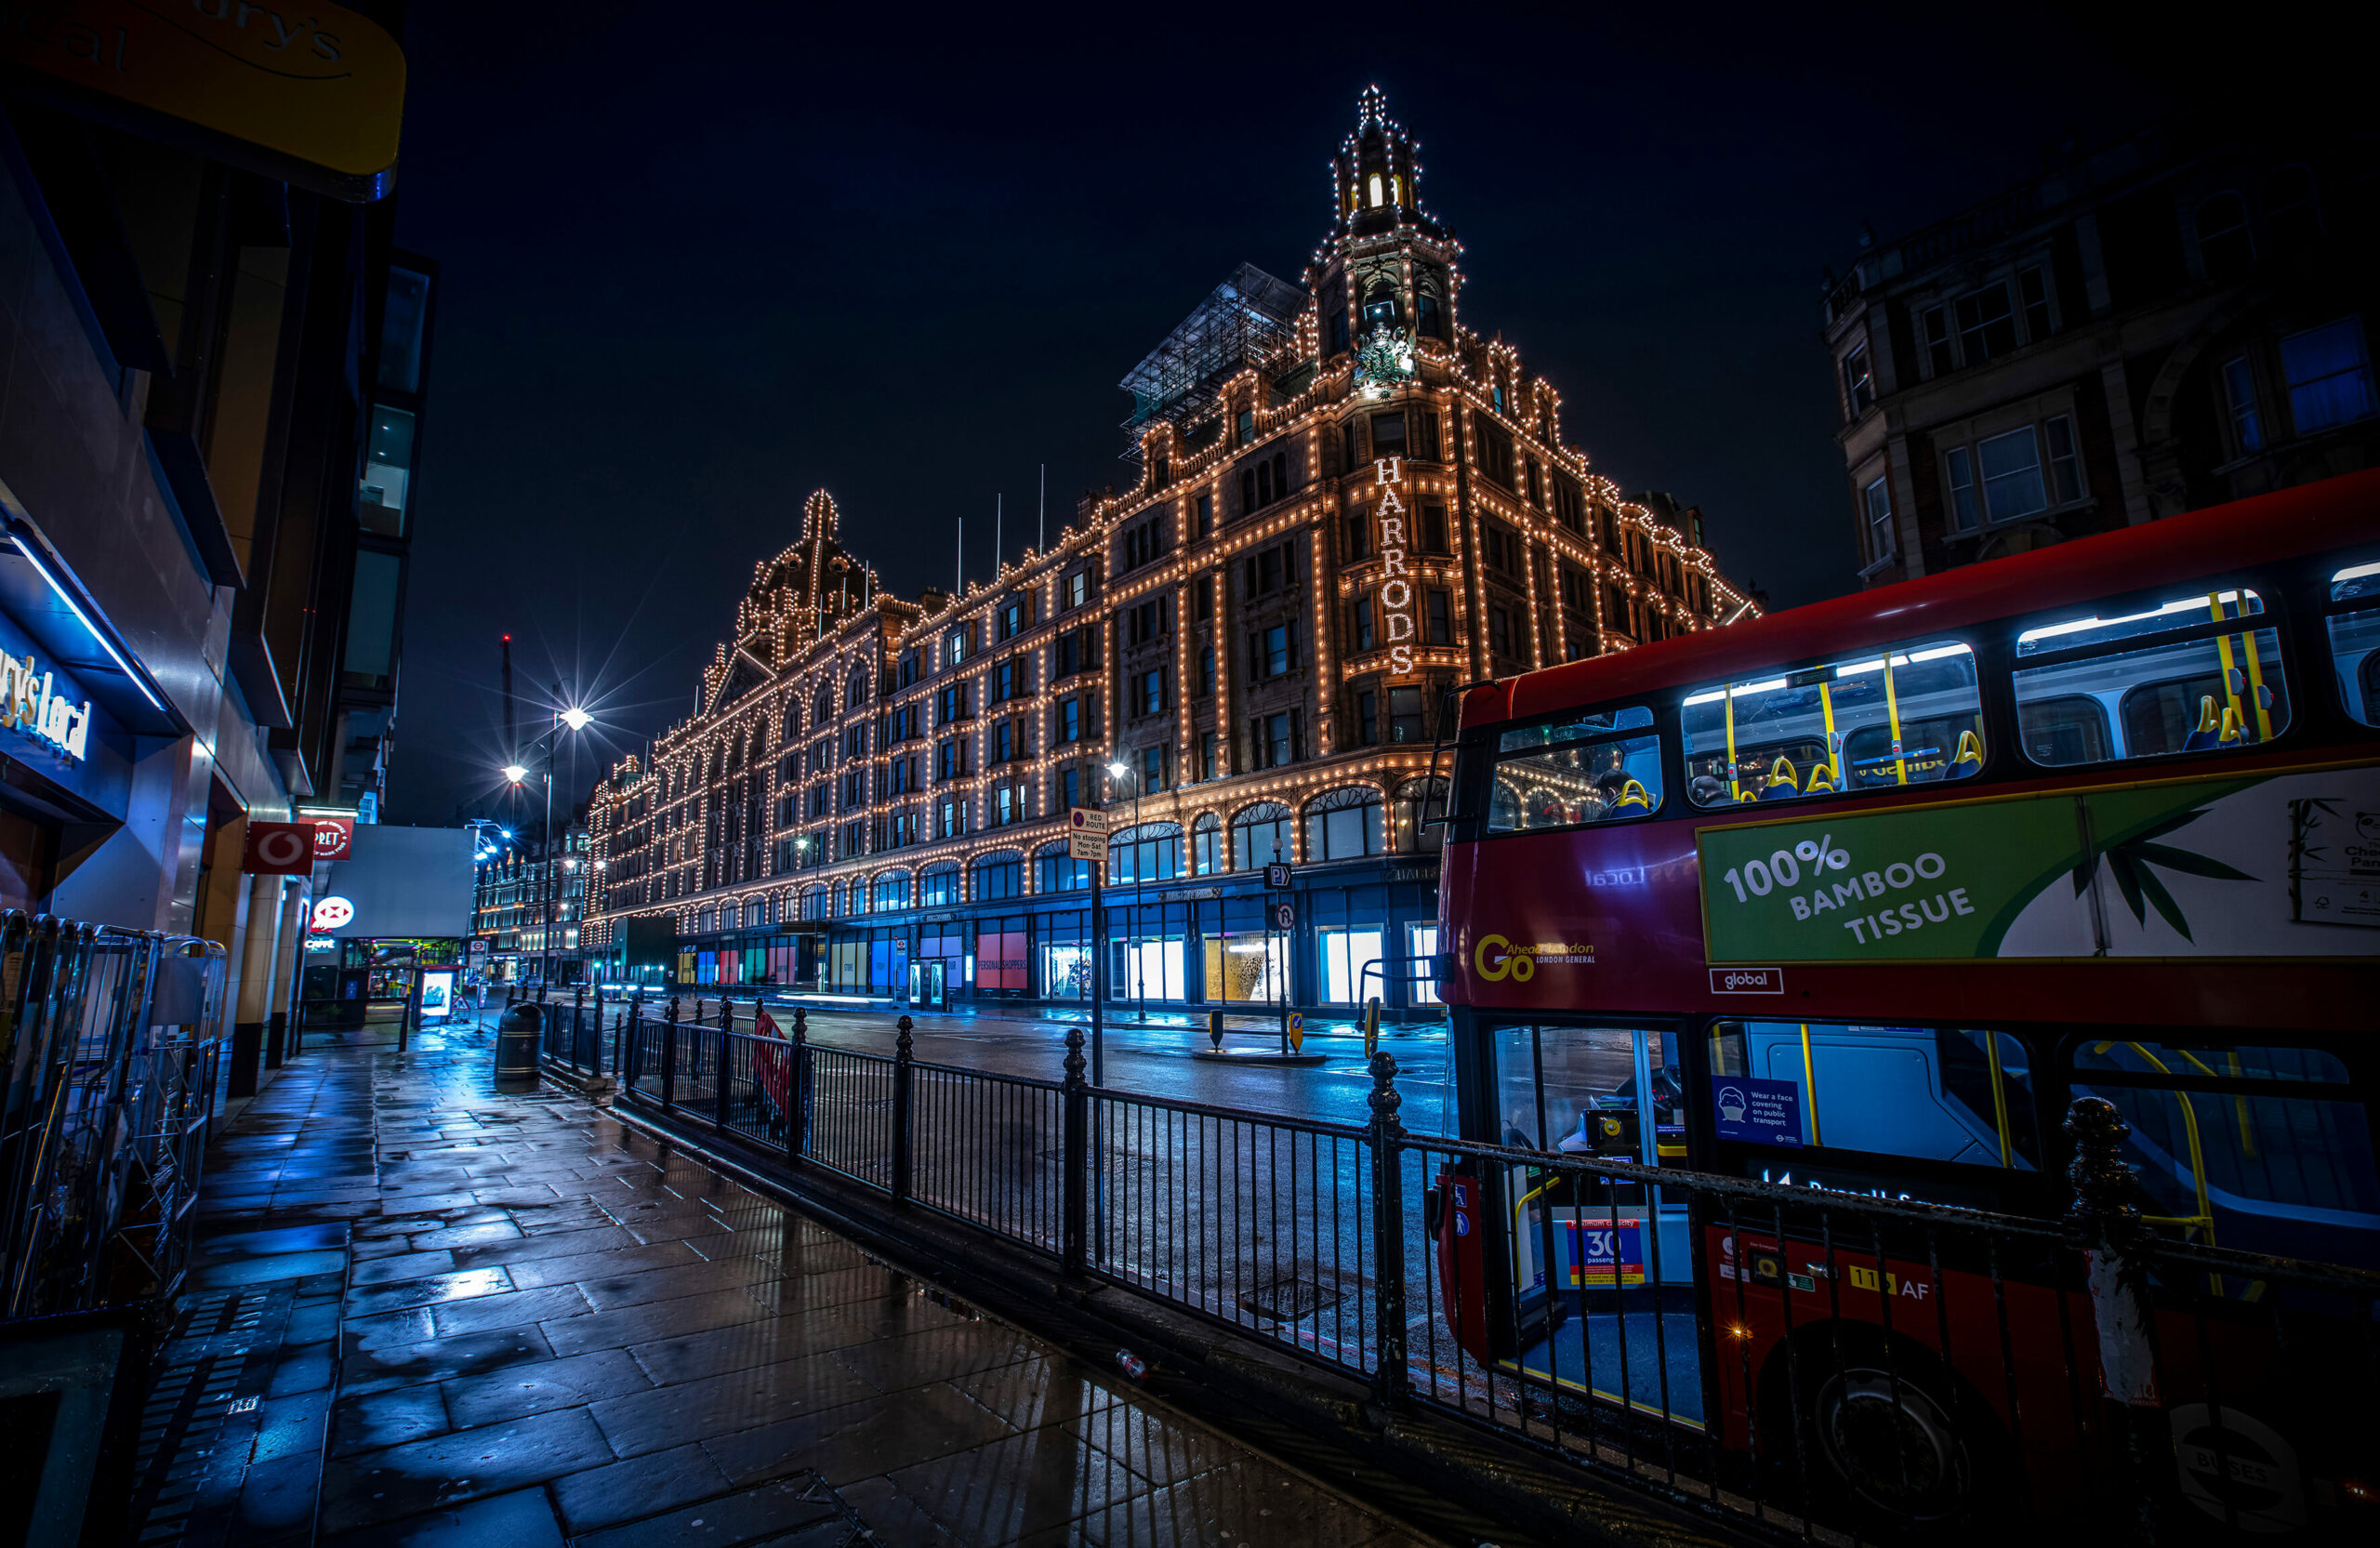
[502,764,529,784]
[560,707,591,732]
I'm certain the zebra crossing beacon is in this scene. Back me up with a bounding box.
[1431,470,2380,1537]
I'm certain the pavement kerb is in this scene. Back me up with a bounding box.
[605,1098,1765,1548]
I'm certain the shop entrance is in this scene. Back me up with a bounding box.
[909,960,947,1010]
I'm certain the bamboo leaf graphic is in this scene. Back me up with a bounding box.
[2107,850,2148,927]
[2134,863,2193,941]
[2128,841,2255,882]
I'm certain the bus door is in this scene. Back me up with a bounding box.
[1488,1022,1701,1424]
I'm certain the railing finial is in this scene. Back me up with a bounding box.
[1367,1050,1403,1137]
[1062,1025,1087,1090]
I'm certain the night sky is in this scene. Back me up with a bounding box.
[384,4,2214,828]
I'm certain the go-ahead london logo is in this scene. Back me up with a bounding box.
[1472,933,1595,984]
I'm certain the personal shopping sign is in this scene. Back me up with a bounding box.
[1558,1216,1646,1288]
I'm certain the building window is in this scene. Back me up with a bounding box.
[2224,356,2265,452]
[1954,282,2016,365]
[1921,304,1953,377]
[1232,801,1291,869]
[1250,712,1296,770]
[1389,686,1425,744]
[1058,697,1081,744]
[1059,765,1080,814]
[1196,576,1212,620]
[1137,668,1164,717]
[1197,645,1214,697]
[1357,690,1379,746]
[1142,744,1165,791]
[1303,786,1384,863]
[1191,812,1222,874]
[1841,343,1872,417]
[1944,416,2081,528]
[2196,192,2253,282]
[1420,505,1447,553]
[2044,415,2082,503]
[1199,730,1218,781]
[2281,319,2379,434]
[2019,265,2052,341]
[1475,421,1515,487]
[1253,623,1291,680]
[1426,589,1451,644]
[1370,412,1407,457]
[1945,446,1979,531]
[1065,571,1089,609]
[1489,606,1513,658]
[1197,492,1213,536]
[1863,476,1893,561]
[1978,426,2047,519]
[1236,408,1255,445]
[1354,595,1376,651]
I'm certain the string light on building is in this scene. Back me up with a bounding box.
[578,88,1759,1003]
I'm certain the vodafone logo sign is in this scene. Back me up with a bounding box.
[310,896,355,933]
[242,821,316,875]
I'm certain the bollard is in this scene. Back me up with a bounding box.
[1207,1006,1224,1050]
[573,984,588,1070]
[2067,1096,2173,1542]
[1061,1025,1088,1277]
[1368,1051,1409,1409]
[717,1018,732,1130]
[892,1014,914,1205]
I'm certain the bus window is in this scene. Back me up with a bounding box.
[2328,561,2380,726]
[2068,1039,2380,1265]
[1682,642,1984,807]
[1710,1021,2038,1170]
[2014,586,2292,765]
[1487,706,1663,833]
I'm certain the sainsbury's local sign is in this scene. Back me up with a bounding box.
[2,649,91,761]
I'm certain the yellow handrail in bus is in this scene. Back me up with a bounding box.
[2240,627,2275,743]
[1983,1030,2015,1169]
[2090,1039,2216,1245]
[1881,653,1910,786]
[2207,592,2251,742]
[1818,680,1842,788]
[1725,684,1742,800]
[1799,1023,1823,1146]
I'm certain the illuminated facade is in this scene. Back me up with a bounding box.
[582,89,1757,1009]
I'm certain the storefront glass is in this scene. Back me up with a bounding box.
[1204,932,1287,1002]
[1318,926,1384,1004]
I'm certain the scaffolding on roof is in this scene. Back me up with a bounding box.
[1117,262,1307,451]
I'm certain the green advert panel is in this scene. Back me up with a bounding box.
[1698,794,2086,963]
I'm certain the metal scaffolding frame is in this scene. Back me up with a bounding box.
[1118,262,1307,450]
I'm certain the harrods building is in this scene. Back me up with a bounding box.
[580,90,1757,1012]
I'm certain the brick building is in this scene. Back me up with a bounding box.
[1825,115,2379,586]
[582,89,1757,1012]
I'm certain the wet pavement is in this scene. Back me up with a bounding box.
[152,1012,1436,1547]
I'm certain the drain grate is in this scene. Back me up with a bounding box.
[125,1284,296,1547]
[1236,1271,1348,1323]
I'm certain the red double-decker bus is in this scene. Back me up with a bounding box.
[1432,470,2380,1531]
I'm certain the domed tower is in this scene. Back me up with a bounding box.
[731,489,878,671]
[1312,86,1461,364]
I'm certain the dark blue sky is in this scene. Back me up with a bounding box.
[386,3,2196,825]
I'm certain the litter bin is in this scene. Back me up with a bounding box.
[496,1002,541,1083]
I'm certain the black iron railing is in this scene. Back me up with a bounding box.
[607,1013,2380,1545]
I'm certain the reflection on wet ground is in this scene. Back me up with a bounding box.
[146,1012,1434,1546]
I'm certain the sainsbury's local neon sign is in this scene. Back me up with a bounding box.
[1,650,91,761]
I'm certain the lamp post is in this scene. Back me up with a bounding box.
[1105,759,1146,1024]
[502,704,592,1002]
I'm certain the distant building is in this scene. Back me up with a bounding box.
[1823,116,2378,585]
[473,811,590,986]
[0,8,430,1032]
[581,89,1758,1011]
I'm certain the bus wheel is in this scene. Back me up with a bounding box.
[1807,1362,1985,1524]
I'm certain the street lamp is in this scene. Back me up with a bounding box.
[1105,759,1146,1023]
[502,703,593,999]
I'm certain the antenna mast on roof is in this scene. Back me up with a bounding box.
[955,516,962,598]
[1038,465,1045,553]
[994,494,1002,579]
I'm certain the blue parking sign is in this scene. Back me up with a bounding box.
[1713,1076,1805,1147]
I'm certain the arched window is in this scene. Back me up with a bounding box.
[1232,801,1291,870]
[1271,450,1288,501]
[919,864,961,908]
[871,871,909,910]
[1190,812,1223,876]
[1034,840,1090,894]
[972,851,1024,901]
[1255,459,1273,506]
[1303,787,1384,863]
[1394,776,1449,853]
[799,886,826,921]
[847,668,869,709]
[1361,281,1399,333]
[1108,822,1183,884]
[1367,172,1383,207]
[813,686,832,724]
[2196,192,2253,282]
